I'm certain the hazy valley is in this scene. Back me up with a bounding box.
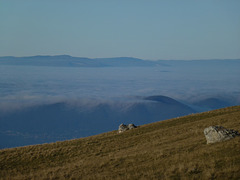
[0,56,239,148]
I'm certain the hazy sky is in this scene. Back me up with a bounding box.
[0,0,240,60]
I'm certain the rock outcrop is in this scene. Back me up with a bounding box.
[204,125,240,144]
[118,123,137,133]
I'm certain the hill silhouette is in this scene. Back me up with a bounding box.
[1,55,239,67]
[0,55,157,67]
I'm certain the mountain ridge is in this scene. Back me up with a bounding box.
[1,55,240,67]
[0,55,156,67]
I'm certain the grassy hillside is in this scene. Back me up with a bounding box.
[1,106,240,179]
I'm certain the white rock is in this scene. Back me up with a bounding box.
[118,123,137,133]
[204,125,240,144]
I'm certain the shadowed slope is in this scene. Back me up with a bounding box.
[193,98,232,110]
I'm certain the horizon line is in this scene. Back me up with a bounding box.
[0,54,240,61]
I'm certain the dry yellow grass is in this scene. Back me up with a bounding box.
[1,106,240,179]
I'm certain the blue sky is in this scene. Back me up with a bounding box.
[0,0,240,60]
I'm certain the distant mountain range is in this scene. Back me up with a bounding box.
[0,55,157,67]
[0,55,239,67]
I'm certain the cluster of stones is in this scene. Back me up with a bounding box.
[118,123,239,144]
[118,123,137,133]
[204,125,240,144]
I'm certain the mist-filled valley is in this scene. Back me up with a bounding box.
[0,56,240,149]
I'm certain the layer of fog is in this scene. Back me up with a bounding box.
[0,62,240,113]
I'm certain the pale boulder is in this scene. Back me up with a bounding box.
[204,125,240,144]
[118,123,137,133]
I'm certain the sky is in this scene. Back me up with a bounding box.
[0,0,240,60]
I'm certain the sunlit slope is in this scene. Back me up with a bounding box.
[1,106,240,179]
